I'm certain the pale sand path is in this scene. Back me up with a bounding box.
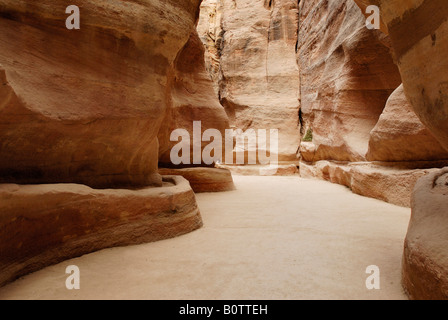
[0,176,410,300]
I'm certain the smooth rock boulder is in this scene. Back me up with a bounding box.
[403,169,448,299]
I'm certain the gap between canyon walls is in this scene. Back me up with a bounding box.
[198,0,301,166]
[197,0,448,207]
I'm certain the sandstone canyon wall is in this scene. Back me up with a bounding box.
[0,0,231,286]
[353,0,448,300]
[298,0,401,162]
[198,0,301,166]
[297,0,448,208]
[198,0,448,198]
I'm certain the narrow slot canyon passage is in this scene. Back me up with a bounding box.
[0,176,409,300]
[1,0,448,301]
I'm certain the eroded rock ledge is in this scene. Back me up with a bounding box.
[158,167,236,193]
[0,176,202,287]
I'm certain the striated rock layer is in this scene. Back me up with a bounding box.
[0,0,196,188]
[354,0,448,151]
[0,176,202,287]
[298,0,401,162]
[300,160,442,208]
[158,167,236,193]
[158,31,230,167]
[0,0,229,187]
[198,0,301,164]
[0,0,231,287]
[354,0,448,300]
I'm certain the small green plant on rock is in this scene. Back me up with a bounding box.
[302,128,313,142]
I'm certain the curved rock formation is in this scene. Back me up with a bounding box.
[198,0,301,164]
[0,176,202,287]
[298,0,401,162]
[367,84,448,162]
[158,32,230,167]
[403,169,448,299]
[0,0,231,287]
[354,0,448,151]
[353,0,448,300]
[158,167,236,193]
[0,0,207,188]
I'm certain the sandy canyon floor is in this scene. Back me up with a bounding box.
[0,176,410,300]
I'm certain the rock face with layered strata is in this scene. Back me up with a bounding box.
[198,0,301,164]
[354,0,448,151]
[0,0,229,187]
[298,0,401,162]
[197,0,223,95]
[158,32,230,167]
[0,176,202,287]
[0,0,231,287]
[0,0,198,188]
[354,0,448,300]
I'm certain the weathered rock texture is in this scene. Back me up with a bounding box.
[367,84,448,162]
[354,0,448,152]
[198,0,301,164]
[403,169,448,299]
[197,0,223,95]
[0,1,190,188]
[158,167,236,193]
[0,0,229,187]
[298,0,401,162]
[296,0,448,214]
[353,0,448,300]
[300,160,440,208]
[0,176,202,287]
[0,0,231,287]
[157,32,230,167]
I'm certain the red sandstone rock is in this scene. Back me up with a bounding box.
[367,84,448,162]
[0,0,228,288]
[0,0,203,188]
[403,169,448,299]
[354,0,448,300]
[158,167,236,193]
[158,32,230,167]
[198,0,301,163]
[0,176,202,287]
[355,0,448,152]
[300,160,440,208]
[0,0,229,187]
[298,0,401,162]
